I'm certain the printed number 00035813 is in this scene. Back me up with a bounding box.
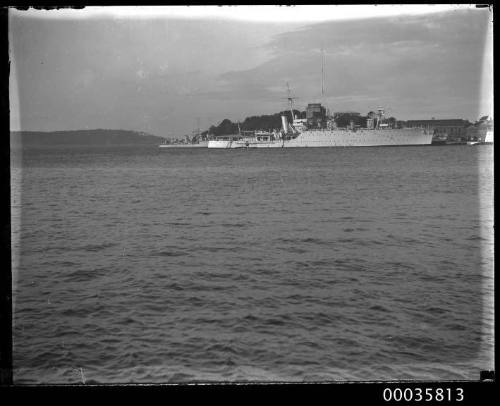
[382,387,464,402]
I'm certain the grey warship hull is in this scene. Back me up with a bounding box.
[208,128,432,148]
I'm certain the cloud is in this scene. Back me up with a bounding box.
[9,15,292,134]
[9,7,492,136]
[212,9,491,119]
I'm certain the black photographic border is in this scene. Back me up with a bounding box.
[0,3,495,403]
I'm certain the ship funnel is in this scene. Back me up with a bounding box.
[281,115,289,133]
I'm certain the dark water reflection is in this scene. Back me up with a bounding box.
[11,145,494,382]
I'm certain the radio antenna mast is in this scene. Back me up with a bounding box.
[285,81,299,120]
[321,46,324,98]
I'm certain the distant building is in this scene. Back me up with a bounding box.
[403,119,470,141]
[306,103,327,128]
[306,103,326,119]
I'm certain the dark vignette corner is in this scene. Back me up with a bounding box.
[0,6,12,386]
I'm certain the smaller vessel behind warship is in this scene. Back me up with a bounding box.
[484,130,493,144]
[159,139,208,148]
[159,118,209,148]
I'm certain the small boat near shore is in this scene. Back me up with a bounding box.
[483,130,493,144]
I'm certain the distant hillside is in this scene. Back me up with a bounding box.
[10,129,164,147]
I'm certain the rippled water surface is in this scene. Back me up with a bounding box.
[11,145,494,383]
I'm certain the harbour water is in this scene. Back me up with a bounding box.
[11,145,494,383]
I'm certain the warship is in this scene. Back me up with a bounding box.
[207,103,433,149]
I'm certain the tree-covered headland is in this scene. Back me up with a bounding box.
[201,110,400,138]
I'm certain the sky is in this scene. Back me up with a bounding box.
[9,5,493,138]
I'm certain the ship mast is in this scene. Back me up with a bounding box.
[320,45,329,122]
[286,81,298,121]
[321,46,324,100]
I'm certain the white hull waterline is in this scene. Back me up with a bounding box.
[208,128,432,148]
